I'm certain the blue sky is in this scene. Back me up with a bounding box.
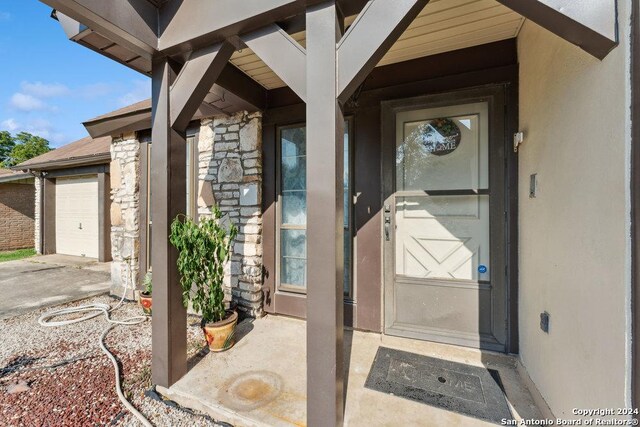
[0,0,150,147]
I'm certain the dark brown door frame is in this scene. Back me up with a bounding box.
[262,116,357,325]
[380,85,513,353]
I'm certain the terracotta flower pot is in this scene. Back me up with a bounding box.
[202,311,238,352]
[139,292,152,316]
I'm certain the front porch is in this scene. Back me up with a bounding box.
[39,0,633,423]
[159,315,544,427]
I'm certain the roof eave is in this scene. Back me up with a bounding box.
[83,107,152,138]
[0,173,33,183]
[82,100,240,138]
[13,153,111,172]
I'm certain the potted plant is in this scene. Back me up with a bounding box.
[170,207,239,352]
[139,271,152,315]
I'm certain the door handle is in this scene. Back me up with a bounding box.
[384,217,391,241]
[384,203,392,241]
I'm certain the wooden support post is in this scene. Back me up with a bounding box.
[43,178,56,255]
[97,171,111,262]
[306,2,345,426]
[151,56,188,388]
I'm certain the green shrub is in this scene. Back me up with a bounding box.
[169,207,238,324]
[142,271,152,294]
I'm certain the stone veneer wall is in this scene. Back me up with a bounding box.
[34,176,42,254]
[196,112,264,317]
[109,132,141,298]
[106,113,264,313]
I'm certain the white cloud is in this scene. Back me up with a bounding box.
[20,81,116,100]
[0,118,66,145]
[8,81,120,115]
[1,118,19,132]
[21,81,70,98]
[117,80,150,107]
[7,82,71,113]
[9,93,47,112]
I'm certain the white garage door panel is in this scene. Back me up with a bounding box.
[55,176,99,258]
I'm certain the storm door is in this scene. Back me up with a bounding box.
[383,91,507,352]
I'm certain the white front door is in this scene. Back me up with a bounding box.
[384,97,507,352]
[55,175,99,258]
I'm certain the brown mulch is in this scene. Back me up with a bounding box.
[1,357,123,426]
[0,339,158,427]
[0,297,221,427]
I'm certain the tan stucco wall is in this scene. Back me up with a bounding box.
[517,7,631,418]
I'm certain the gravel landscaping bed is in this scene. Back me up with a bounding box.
[0,295,229,426]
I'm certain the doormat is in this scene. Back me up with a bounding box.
[364,347,512,424]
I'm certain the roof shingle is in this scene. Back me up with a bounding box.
[85,99,151,123]
[15,135,111,169]
[0,168,20,178]
[0,168,32,183]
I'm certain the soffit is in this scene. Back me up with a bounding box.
[230,0,525,89]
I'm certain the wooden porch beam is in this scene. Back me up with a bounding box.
[215,64,268,112]
[170,42,236,131]
[496,0,617,60]
[241,25,307,101]
[40,0,157,59]
[306,2,345,426]
[159,0,322,55]
[337,0,429,103]
[151,57,188,388]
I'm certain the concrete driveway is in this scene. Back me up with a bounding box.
[0,254,111,319]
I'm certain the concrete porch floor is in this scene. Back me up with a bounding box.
[159,315,544,427]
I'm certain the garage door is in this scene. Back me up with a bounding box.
[55,176,99,258]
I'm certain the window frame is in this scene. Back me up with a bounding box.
[185,135,199,220]
[275,123,308,294]
[275,117,354,298]
[144,129,199,273]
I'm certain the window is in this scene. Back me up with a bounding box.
[145,142,152,271]
[185,136,198,220]
[145,134,198,272]
[277,121,352,297]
